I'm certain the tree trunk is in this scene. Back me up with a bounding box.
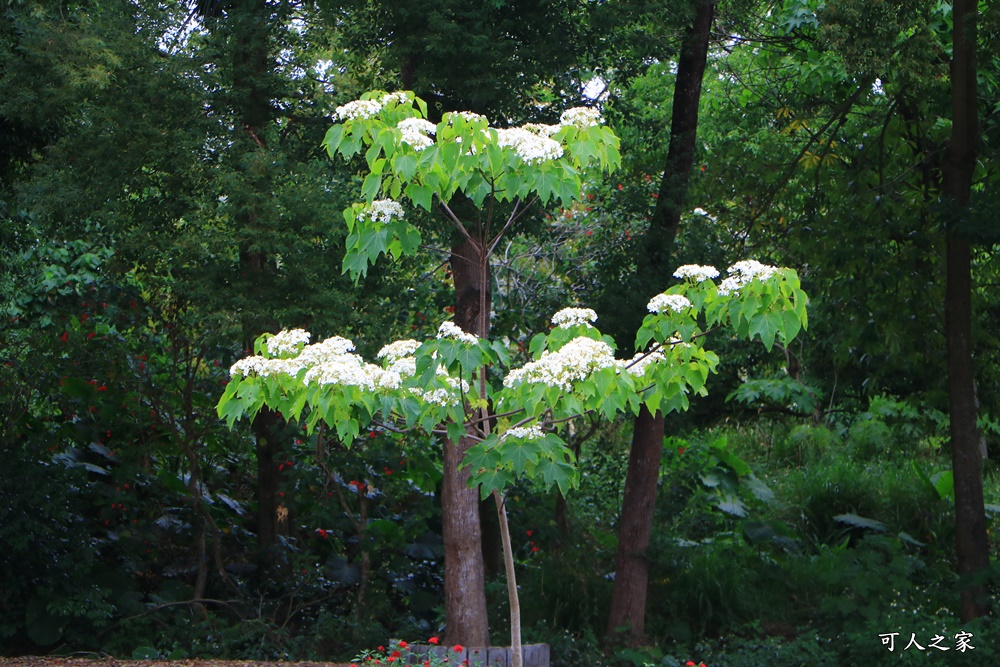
[441,235,491,646]
[217,1,287,565]
[606,407,665,644]
[253,408,283,552]
[943,0,990,621]
[606,0,714,648]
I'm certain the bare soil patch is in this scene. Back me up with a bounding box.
[0,659,352,667]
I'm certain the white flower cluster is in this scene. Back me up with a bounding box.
[522,122,560,138]
[303,356,402,390]
[673,264,720,282]
[335,99,383,121]
[230,334,402,391]
[380,91,410,106]
[377,339,420,378]
[361,199,405,224]
[446,111,487,124]
[410,370,469,406]
[335,92,411,122]
[387,356,417,378]
[647,293,692,314]
[437,321,479,344]
[377,339,421,362]
[620,350,665,377]
[504,336,617,391]
[496,127,564,164]
[560,106,602,129]
[232,335,353,378]
[501,424,546,441]
[398,117,436,151]
[299,335,356,359]
[230,356,284,378]
[551,307,597,329]
[266,328,311,356]
[717,260,779,296]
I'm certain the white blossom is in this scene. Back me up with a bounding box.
[265,328,311,356]
[522,122,561,138]
[410,373,469,406]
[620,350,665,377]
[504,336,617,391]
[387,356,417,378]
[381,91,410,106]
[495,128,564,164]
[377,339,421,362]
[673,264,720,282]
[230,355,273,378]
[647,293,692,314]
[361,199,405,224]
[559,106,602,128]
[303,356,399,390]
[336,99,382,121]
[437,321,479,344]
[729,260,778,281]
[398,117,436,151]
[299,336,356,362]
[501,424,546,441]
[551,307,598,329]
[230,332,403,391]
[448,111,486,124]
[717,260,779,296]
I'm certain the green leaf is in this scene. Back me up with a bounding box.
[499,438,544,474]
[464,441,503,472]
[322,124,345,157]
[406,182,434,210]
[361,172,383,201]
[716,494,748,517]
[534,457,578,496]
[393,153,418,181]
[471,468,516,500]
[833,513,887,532]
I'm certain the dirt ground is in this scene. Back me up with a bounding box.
[0,660,353,667]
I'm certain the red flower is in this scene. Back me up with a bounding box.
[677,447,685,455]
[453,645,464,653]
[60,332,68,342]
[428,637,439,645]
[423,662,430,667]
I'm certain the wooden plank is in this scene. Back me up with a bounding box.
[483,647,509,667]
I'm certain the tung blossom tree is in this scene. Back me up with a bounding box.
[219,254,809,667]
[318,90,621,646]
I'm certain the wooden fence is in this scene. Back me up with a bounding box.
[406,644,549,667]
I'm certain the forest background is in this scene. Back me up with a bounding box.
[2,1,1000,666]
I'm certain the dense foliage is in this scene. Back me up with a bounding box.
[3,1,1000,666]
